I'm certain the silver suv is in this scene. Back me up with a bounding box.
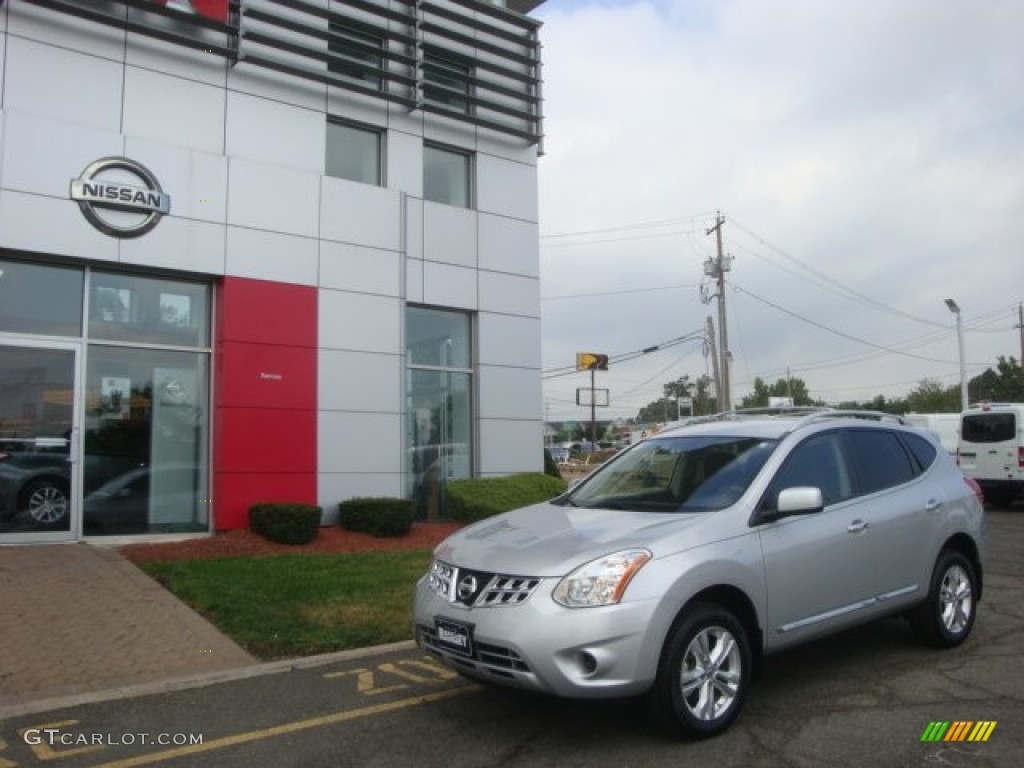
[413,410,986,738]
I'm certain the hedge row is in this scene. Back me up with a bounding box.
[249,503,323,545]
[337,497,414,537]
[249,464,569,543]
[445,472,567,524]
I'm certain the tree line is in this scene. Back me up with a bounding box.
[548,356,1021,442]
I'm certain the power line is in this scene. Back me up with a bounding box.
[540,229,695,249]
[542,329,706,379]
[728,218,950,329]
[541,283,698,301]
[733,284,956,365]
[539,213,716,240]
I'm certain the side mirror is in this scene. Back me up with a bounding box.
[759,486,824,523]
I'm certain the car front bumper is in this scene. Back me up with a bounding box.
[413,576,661,699]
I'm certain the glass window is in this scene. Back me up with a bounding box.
[766,432,852,508]
[406,307,474,520]
[83,346,209,535]
[88,272,209,347]
[328,21,384,90]
[961,413,1015,443]
[326,120,383,185]
[0,259,83,337]
[406,307,471,368]
[0,345,75,533]
[567,436,777,513]
[901,431,938,474]
[424,143,471,208]
[424,49,472,113]
[844,430,915,495]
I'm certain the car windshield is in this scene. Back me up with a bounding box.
[560,435,778,513]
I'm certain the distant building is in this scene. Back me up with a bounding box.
[0,0,545,542]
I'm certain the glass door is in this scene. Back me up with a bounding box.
[0,341,80,542]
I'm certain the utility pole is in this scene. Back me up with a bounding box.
[706,316,722,412]
[704,212,732,411]
[1017,303,1024,366]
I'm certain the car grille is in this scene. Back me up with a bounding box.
[417,624,531,674]
[428,560,540,608]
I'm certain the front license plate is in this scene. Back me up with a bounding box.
[435,617,474,657]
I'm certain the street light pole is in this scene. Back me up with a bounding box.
[945,299,968,411]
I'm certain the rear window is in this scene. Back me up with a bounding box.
[901,431,938,473]
[961,413,1016,443]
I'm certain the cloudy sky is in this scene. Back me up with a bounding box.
[531,0,1022,423]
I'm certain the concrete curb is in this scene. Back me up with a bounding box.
[0,640,417,722]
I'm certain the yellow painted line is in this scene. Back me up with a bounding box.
[91,686,476,768]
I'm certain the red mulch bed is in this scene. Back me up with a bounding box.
[119,522,462,564]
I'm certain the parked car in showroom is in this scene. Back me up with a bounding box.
[0,439,72,528]
[414,408,986,739]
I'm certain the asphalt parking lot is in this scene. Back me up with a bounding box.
[0,507,1021,767]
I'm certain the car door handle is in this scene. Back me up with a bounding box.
[847,520,869,533]
[925,499,943,511]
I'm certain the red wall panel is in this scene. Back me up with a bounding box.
[216,408,316,473]
[214,473,318,531]
[217,277,318,347]
[214,277,317,529]
[217,341,316,410]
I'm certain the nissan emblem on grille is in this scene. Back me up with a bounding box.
[457,574,478,601]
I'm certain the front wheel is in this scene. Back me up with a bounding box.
[22,480,70,527]
[910,549,978,648]
[646,602,751,739]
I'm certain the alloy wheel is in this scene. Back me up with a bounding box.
[679,625,742,721]
[939,563,973,635]
[27,485,69,525]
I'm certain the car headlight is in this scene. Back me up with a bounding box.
[552,549,652,608]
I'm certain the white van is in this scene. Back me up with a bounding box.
[903,412,960,456]
[957,403,1024,507]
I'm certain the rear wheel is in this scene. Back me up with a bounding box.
[910,549,977,648]
[646,602,751,739]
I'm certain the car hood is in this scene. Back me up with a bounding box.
[434,501,714,576]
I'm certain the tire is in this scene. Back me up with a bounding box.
[910,549,978,648]
[22,479,70,528]
[646,602,751,739]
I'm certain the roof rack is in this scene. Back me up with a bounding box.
[788,409,907,429]
[654,407,907,435]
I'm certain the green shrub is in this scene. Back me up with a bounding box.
[445,473,567,524]
[249,503,322,546]
[338,497,415,538]
[543,448,562,479]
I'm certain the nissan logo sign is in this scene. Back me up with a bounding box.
[70,157,171,238]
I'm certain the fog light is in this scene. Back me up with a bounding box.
[580,651,598,675]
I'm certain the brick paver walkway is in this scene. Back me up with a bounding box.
[0,543,255,712]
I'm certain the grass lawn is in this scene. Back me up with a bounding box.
[140,549,433,659]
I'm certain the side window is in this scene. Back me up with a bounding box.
[326,119,383,185]
[328,21,385,90]
[423,49,472,114]
[901,431,938,475]
[423,143,472,208]
[765,432,851,509]
[845,430,915,494]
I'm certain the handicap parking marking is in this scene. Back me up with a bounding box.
[322,654,459,696]
[88,687,477,768]
[0,651,474,767]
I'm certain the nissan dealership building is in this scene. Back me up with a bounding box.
[0,0,545,543]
